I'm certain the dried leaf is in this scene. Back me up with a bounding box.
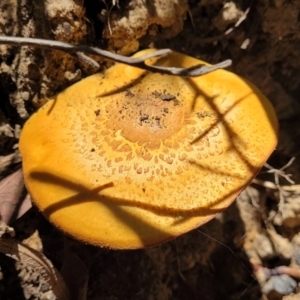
[15,193,32,220]
[0,236,70,300]
[0,168,32,224]
[0,219,15,237]
[0,152,22,174]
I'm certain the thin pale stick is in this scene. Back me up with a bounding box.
[0,36,232,76]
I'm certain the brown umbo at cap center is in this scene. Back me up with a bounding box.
[20,49,278,249]
[103,74,189,149]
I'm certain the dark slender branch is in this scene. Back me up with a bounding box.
[0,36,232,77]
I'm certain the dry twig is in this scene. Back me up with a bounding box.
[252,178,300,192]
[253,158,296,189]
[252,158,298,212]
[193,2,253,44]
[0,36,232,76]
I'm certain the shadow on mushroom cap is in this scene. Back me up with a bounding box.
[20,49,278,249]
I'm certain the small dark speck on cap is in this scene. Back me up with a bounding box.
[125,89,135,97]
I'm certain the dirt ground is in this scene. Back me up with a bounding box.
[1,0,300,299]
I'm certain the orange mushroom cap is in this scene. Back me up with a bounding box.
[19,49,278,249]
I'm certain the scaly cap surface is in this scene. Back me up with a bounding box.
[20,49,278,249]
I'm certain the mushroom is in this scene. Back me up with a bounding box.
[19,49,278,249]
